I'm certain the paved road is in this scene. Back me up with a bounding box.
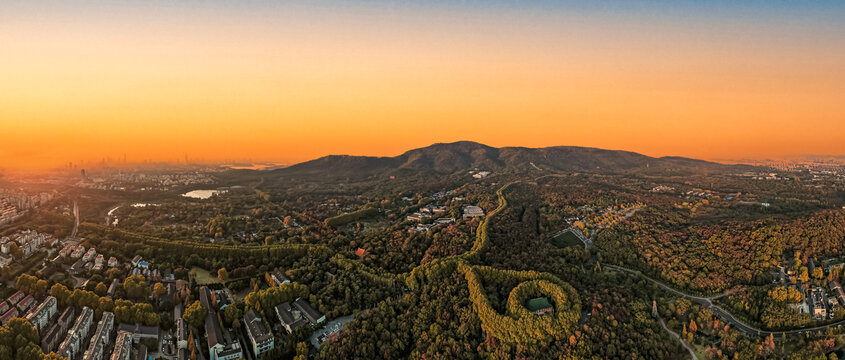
[71,200,79,237]
[605,264,845,338]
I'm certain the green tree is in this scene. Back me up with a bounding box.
[223,305,242,328]
[0,318,41,360]
[94,282,108,297]
[184,301,207,329]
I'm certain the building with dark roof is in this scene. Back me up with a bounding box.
[275,298,325,334]
[243,309,274,356]
[83,311,114,360]
[41,307,76,353]
[275,302,309,334]
[205,312,242,360]
[294,298,325,324]
[199,286,214,310]
[526,297,554,315]
[58,306,94,360]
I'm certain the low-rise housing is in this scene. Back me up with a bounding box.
[17,294,35,312]
[462,205,485,219]
[7,290,25,306]
[0,307,18,324]
[71,245,86,259]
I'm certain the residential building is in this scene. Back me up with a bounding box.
[1,307,18,325]
[83,312,114,360]
[71,245,86,259]
[82,248,97,262]
[60,244,75,257]
[831,281,845,306]
[111,331,133,360]
[462,205,485,219]
[107,279,119,298]
[41,307,75,353]
[58,306,94,360]
[0,253,12,267]
[243,309,274,357]
[16,294,35,312]
[7,290,24,306]
[0,301,8,315]
[26,296,57,332]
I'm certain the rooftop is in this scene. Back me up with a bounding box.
[526,297,553,312]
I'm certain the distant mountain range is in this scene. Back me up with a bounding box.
[268,141,753,180]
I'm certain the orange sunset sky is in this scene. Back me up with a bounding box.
[2,1,844,170]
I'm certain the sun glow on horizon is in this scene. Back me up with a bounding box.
[2,1,844,170]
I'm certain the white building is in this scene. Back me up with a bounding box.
[26,296,57,332]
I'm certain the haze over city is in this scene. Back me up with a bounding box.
[3,0,845,170]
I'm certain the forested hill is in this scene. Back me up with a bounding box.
[267,141,753,180]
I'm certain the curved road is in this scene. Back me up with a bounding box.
[605,264,845,338]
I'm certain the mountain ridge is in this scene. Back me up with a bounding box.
[268,141,752,179]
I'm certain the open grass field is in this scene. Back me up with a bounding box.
[551,230,584,249]
[190,266,221,285]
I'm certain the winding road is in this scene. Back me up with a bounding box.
[604,264,845,338]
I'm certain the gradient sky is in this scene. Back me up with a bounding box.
[2,1,844,169]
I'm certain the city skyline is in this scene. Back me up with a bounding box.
[3,0,845,170]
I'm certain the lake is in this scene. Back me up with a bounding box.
[181,189,227,199]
